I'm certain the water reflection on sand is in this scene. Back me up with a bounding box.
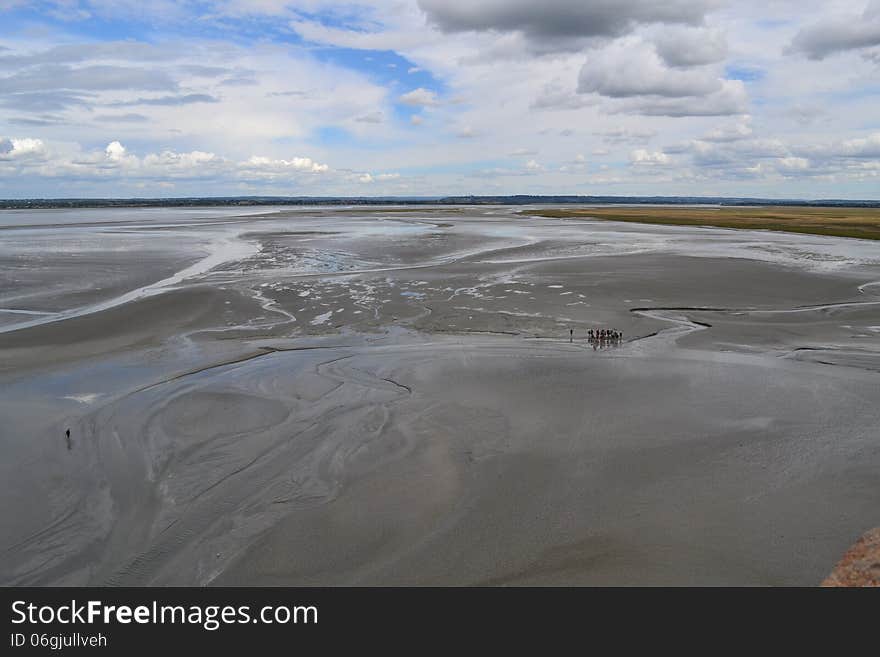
[1,205,879,586]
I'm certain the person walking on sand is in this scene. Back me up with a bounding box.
[569,327,573,343]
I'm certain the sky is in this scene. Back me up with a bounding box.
[1,0,879,199]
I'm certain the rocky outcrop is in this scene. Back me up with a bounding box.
[822,528,880,587]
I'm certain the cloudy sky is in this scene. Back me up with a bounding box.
[1,0,879,198]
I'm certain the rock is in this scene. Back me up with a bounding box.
[821,528,880,587]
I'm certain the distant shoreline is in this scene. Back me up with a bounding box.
[2,195,880,211]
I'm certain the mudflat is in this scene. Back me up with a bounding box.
[1,205,879,585]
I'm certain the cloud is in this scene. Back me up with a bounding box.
[105,140,128,161]
[630,149,671,165]
[788,1,880,60]
[0,136,48,160]
[531,81,597,110]
[179,64,230,78]
[1,2,878,197]
[680,137,788,167]
[837,132,880,157]
[0,64,177,94]
[781,104,828,126]
[0,41,183,68]
[290,17,430,52]
[93,112,149,123]
[7,114,68,126]
[612,79,748,117]
[700,118,753,142]
[110,94,219,107]
[0,36,389,150]
[578,39,722,98]
[573,36,747,117]
[595,127,657,143]
[0,58,184,112]
[20,0,192,24]
[0,138,331,182]
[796,132,880,161]
[355,111,384,123]
[219,73,258,87]
[0,91,92,111]
[653,27,727,67]
[243,155,329,174]
[666,132,880,181]
[777,156,810,171]
[398,87,439,106]
[144,149,222,173]
[418,0,717,50]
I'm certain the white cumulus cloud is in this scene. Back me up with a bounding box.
[0,136,48,160]
[398,87,439,107]
[631,149,671,165]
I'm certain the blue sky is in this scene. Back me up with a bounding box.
[1,0,879,198]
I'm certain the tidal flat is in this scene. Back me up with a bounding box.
[1,205,879,585]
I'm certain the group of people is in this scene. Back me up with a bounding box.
[568,327,624,344]
[588,328,623,343]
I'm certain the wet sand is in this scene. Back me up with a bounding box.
[1,205,879,585]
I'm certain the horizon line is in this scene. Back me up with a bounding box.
[2,194,880,209]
